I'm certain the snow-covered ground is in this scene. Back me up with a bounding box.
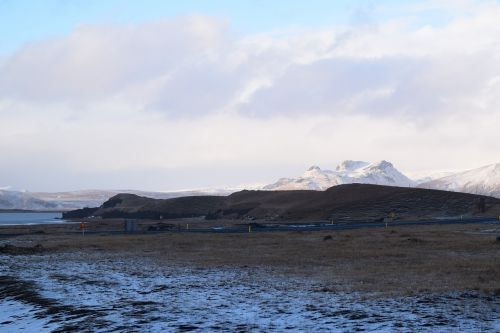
[1,253,499,332]
[0,299,59,332]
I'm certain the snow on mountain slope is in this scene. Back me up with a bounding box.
[335,160,370,172]
[418,163,500,198]
[264,160,416,191]
[406,171,456,185]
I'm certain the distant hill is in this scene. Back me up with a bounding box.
[63,193,226,219]
[0,188,234,211]
[64,184,500,222]
[0,190,61,211]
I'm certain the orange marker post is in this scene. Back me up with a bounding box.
[80,222,86,236]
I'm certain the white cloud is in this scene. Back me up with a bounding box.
[2,4,500,190]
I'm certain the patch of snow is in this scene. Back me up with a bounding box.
[0,299,58,332]
[1,253,498,332]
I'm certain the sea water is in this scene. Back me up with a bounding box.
[0,212,64,225]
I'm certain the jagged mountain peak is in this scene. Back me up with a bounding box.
[335,160,369,172]
[307,165,322,171]
[303,165,327,178]
[371,160,393,169]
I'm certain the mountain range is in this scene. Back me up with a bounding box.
[2,160,500,210]
[266,160,500,199]
[64,184,500,222]
[264,160,415,190]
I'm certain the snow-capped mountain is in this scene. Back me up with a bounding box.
[264,160,416,191]
[418,163,500,198]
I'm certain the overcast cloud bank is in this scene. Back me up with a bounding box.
[1,1,500,190]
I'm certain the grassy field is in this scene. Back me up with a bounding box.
[1,221,500,295]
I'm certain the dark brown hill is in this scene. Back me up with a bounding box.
[63,193,226,219]
[214,184,500,221]
[63,184,500,221]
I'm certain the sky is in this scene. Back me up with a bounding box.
[1,0,500,191]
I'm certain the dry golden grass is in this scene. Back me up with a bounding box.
[2,222,500,295]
